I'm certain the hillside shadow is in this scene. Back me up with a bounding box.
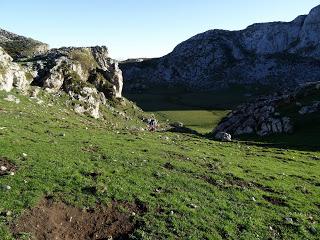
[125,87,320,152]
[123,86,261,111]
[240,140,320,152]
[232,132,320,152]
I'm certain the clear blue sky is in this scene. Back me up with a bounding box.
[1,0,319,59]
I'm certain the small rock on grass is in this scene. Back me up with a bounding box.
[285,217,294,224]
[188,203,198,209]
[308,226,317,234]
[0,166,7,171]
[2,185,11,190]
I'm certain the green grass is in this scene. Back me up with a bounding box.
[124,84,276,134]
[156,110,229,134]
[0,90,319,239]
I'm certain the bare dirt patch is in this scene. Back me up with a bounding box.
[11,198,146,240]
[263,195,288,207]
[163,162,174,170]
[203,174,278,193]
[0,157,17,176]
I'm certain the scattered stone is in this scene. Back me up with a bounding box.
[2,185,11,190]
[188,203,198,209]
[171,122,184,128]
[4,95,20,104]
[285,217,294,224]
[215,132,232,142]
[310,226,317,234]
[0,166,7,171]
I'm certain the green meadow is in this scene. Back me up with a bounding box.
[0,89,319,239]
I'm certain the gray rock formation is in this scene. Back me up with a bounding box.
[213,82,320,137]
[0,33,124,119]
[0,47,29,92]
[299,101,320,115]
[121,5,320,91]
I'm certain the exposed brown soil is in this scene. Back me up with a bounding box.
[11,198,146,240]
[263,195,288,206]
[203,174,278,193]
[0,157,17,176]
[163,162,174,170]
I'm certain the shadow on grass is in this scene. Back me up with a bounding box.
[123,85,262,112]
[166,126,203,136]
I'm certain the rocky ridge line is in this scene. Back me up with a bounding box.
[121,5,320,91]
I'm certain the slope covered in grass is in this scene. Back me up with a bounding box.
[0,90,319,239]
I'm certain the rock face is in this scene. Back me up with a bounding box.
[213,82,320,137]
[121,5,320,91]
[0,30,124,119]
[0,28,48,59]
[0,47,29,92]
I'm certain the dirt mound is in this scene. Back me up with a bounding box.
[11,198,146,240]
[0,157,17,176]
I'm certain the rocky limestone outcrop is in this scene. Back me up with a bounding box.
[32,46,123,98]
[0,47,29,92]
[213,82,320,137]
[121,5,320,91]
[0,41,124,118]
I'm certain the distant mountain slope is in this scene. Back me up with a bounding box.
[0,28,48,59]
[121,5,320,91]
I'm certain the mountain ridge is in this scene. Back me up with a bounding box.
[121,5,320,92]
[0,28,49,59]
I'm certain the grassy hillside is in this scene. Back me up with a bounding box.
[0,28,48,59]
[0,90,319,239]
